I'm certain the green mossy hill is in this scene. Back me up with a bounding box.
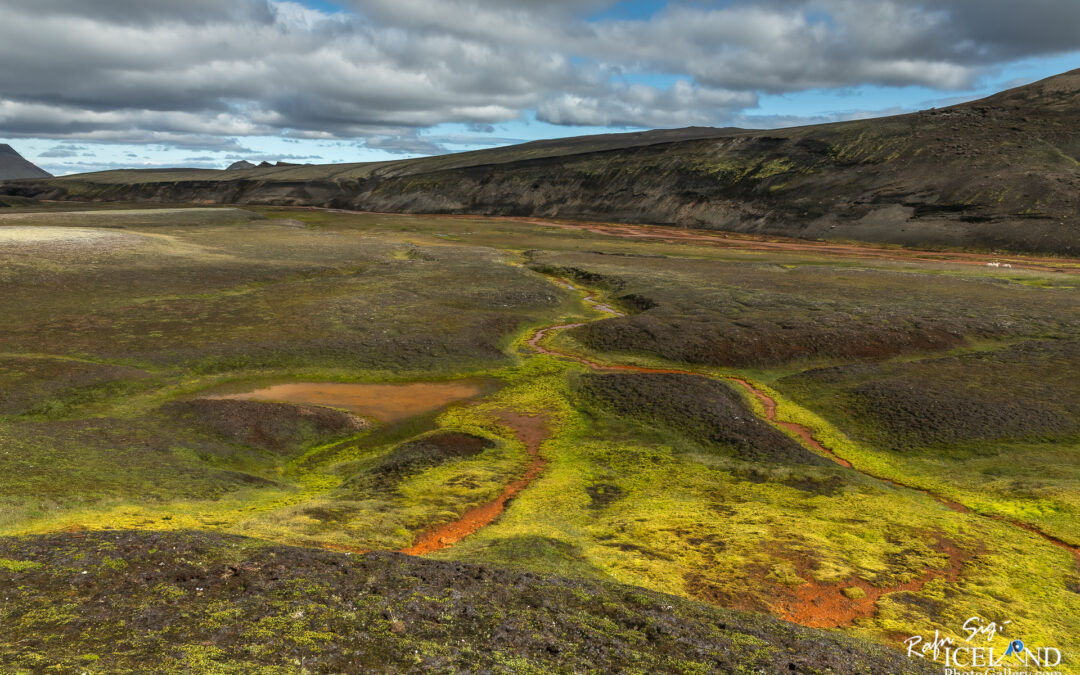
[0,530,936,674]
[577,372,830,465]
[345,431,496,493]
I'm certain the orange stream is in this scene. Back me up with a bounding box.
[526,288,1080,573]
[290,255,1078,630]
[400,411,550,556]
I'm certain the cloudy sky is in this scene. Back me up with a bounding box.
[2,0,1078,175]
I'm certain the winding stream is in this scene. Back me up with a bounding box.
[400,410,550,556]
[536,277,1079,555]
[522,275,1080,626]
[309,268,1076,628]
[285,208,1078,627]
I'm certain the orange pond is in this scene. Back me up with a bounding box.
[212,380,491,423]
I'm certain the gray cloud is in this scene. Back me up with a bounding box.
[36,158,225,176]
[360,132,447,156]
[223,152,323,162]
[0,0,1077,155]
[38,144,88,158]
[538,81,757,127]
[9,0,278,27]
[909,0,1080,59]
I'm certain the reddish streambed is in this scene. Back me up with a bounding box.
[400,411,550,556]
[520,217,1080,275]
[300,207,1080,275]
[263,266,1076,630]
[306,410,550,558]
[527,278,1080,626]
[727,378,1080,567]
[214,380,554,556]
[775,538,974,628]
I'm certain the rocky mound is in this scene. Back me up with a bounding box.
[226,160,256,170]
[576,372,830,465]
[165,398,368,453]
[345,431,496,493]
[781,339,1080,451]
[0,530,935,673]
[0,144,52,180]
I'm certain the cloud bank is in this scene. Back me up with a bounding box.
[1,0,1078,153]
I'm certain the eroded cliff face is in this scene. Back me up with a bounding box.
[4,70,1079,254]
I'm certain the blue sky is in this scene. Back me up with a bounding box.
[1,0,1078,175]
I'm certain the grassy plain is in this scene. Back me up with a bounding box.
[0,204,1077,670]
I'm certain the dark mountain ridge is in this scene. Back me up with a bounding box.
[3,70,1079,254]
[0,144,52,180]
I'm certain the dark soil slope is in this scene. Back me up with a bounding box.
[4,71,1080,253]
[0,530,935,674]
[165,398,368,453]
[577,372,829,465]
[0,144,51,180]
[356,431,495,488]
[779,339,1080,452]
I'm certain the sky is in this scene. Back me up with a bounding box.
[1,0,1078,176]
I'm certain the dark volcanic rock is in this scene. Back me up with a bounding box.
[0,530,937,674]
[226,160,256,170]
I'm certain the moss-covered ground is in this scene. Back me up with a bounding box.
[0,530,940,674]
[0,204,1077,670]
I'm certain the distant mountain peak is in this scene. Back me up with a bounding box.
[0,145,53,180]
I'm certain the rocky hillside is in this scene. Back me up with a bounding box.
[0,530,935,673]
[0,144,52,180]
[3,70,1079,254]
